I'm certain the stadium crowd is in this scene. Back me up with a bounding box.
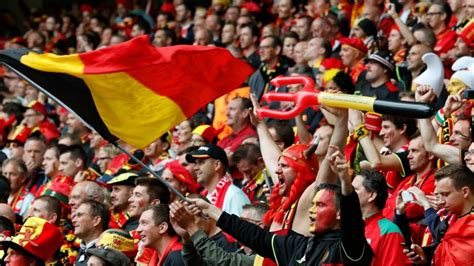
[0,0,474,265]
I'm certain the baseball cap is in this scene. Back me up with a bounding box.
[185,143,229,169]
[86,247,131,266]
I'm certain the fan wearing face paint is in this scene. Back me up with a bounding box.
[185,144,374,265]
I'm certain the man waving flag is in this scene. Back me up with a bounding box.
[0,35,253,149]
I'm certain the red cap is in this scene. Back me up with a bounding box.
[340,37,368,55]
[192,125,221,144]
[165,160,200,193]
[2,217,63,262]
[27,100,47,116]
[240,2,261,13]
[43,176,74,205]
[458,20,474,48]
[390,24,400,33]
[364,112,382,132]
[161,2,175,14]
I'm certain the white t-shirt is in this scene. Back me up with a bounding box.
[206,184,250,217]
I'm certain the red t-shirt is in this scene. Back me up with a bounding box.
[365,211,408,266]
[217,124,256,152]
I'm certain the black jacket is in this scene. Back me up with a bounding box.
[216,191,373,265]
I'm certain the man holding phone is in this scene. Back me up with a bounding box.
[397,165,474,265]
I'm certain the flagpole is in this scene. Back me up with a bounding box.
[114,143,187,201]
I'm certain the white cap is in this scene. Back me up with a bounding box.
[413,53,444,97]
[451,56,474,90]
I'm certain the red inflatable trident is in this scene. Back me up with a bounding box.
[256,76,436,120]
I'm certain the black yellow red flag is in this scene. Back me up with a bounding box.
[0,35,253,148]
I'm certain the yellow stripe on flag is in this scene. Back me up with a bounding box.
[81,71,186,148]
[20,52,84,76]
[20,51,187,148]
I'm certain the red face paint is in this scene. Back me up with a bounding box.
[309,189,337,234]
[137,198,147,209]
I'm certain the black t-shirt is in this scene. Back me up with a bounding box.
[393,150,413,177]
[355,71,400,101]
[163,249,185,266]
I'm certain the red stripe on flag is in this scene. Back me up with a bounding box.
[78,36,253,117]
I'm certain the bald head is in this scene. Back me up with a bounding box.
[69,181,106,213]
[0,203,16,223]
[311,17,331,39]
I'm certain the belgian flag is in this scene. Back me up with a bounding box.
[0,35,253,148]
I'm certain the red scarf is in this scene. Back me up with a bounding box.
[148,236,183,266]
[109,209,130,229]
[203,177,232,209]
[9,186,28,214]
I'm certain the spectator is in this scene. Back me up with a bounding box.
[69,181,106,215]
[127,176,170,228]
[281,31,298,61]
[144,131,172,173]
[356,51,400,101]
[2,158,34,218]
[73,200,110,266]
[42,144,60,180]
[187,148,373,265]
[107,172,138,232]
[249,35,288,102]
[22,136,47,194]
[352,170,406,266]
[136,204,185,265]
[221,22,237,49]
[153,28,176,47]
[186,144,250,216]
[26,195,61,225]
[276,0,295,33]
[231,143,266,203]
[175,2,195,44]
[239,23,260,69]
[58,144,87,182]
[294,16,312,41]
[218,97,256,154]
[162,160,200,202]
[426,1,457,56]
[339,37,368,84]
[406,44,433,86]
[3,217,63,265]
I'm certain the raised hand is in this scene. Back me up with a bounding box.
[327,145,352,195]
[415,84,436,103]
[444,88,466,117]
[387,3,398,18]
[348,109,364,130]
[249,93,263,127]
